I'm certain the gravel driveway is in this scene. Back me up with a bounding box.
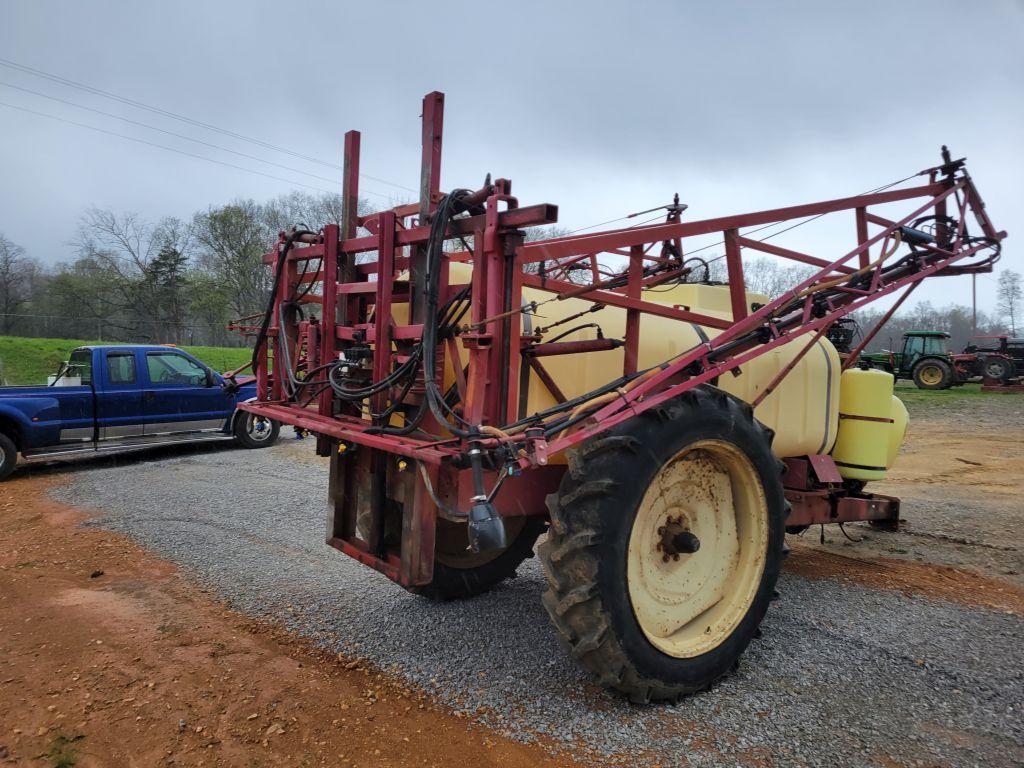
[50,444,1023,767]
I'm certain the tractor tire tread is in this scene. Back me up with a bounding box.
[539,385,785,702]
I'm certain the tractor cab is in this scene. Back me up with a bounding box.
[899,330,951,368]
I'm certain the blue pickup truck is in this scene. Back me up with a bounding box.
[0,345,280,481]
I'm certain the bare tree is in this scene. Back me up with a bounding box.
[0,234,39,333]
[997,269,1022,335]
[63,209,192,340]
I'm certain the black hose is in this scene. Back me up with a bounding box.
[251,229,315,376]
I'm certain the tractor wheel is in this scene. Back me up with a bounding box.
[912,359,954,390]
[981,355,1014,383]
[538,386,786,703]
[410,515,546,601]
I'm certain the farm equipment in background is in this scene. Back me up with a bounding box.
[962,335,1024,391]
[232,94,1005,701]
[862,330,1016,389]
[964,335,1024,366]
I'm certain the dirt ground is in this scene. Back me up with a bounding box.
[1,384,1021,767]
[787,383,1024,588]
[0,476,575,767]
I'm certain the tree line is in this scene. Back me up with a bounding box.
[0,196,1019,353]
[0,191,366,346]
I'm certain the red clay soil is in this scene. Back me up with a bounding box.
[0,475,577,768]
[785,543,1024,615]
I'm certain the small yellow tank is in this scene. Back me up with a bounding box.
[887,394,909,468]
[831,367,900,481]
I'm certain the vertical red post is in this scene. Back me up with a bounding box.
[411,91,444,325]
[723,228,747,321]
[505,246,525,425]
[339,130,361,329]
[341,131,361,241]
[855,207,869,268]
[318,224,339,417]
[372,211,396,416]
[623,244,643,375]
[462,227,489,427]
[271,248,297,402]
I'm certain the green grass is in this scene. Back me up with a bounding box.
[893,379,1007,415]
[0,335,252,385]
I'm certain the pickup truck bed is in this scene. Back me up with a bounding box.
[0,344,279,480]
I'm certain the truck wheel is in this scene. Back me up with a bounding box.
[539,386,786,703]
[232,413,280,448]
[981,356,1014,383]
[0,432,17,481]
[411,516,546,601]
[912,359,953,390]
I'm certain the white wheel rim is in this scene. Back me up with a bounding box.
[247,415,273,442]
[627,440,768,658]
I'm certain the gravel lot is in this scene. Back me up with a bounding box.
[49,438,1024,768]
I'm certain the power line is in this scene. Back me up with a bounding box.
[0,79,395,200]
[0,99,341,194]
[0,56,418,194]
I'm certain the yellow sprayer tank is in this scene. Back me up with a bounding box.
[439,265,905,469]
[831,367,901,481]
[514,279,841,460]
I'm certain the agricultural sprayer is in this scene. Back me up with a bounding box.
[233,92,1005,701]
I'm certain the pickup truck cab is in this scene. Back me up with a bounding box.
[0,345,279,480]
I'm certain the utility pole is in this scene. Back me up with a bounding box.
[972,274,977,335]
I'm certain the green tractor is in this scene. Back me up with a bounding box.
[862,330,959,390]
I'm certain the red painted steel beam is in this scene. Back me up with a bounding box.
[237,402,454,464]
[319,224,339,417]
[342,131,360,239]
[518,183,945,264]
[736,236,855,275]
[723,229,747,322]
[372,211,396,413]
[784,490,899,527]
[624,245,643,375]
[338,203,558,256]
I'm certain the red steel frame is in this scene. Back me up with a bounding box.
[237,92,1005,586]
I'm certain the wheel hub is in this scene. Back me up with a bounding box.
[657,516,701,561]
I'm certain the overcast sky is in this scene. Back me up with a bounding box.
[1,0,1022,313]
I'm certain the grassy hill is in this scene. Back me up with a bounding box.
[0,336,252,385]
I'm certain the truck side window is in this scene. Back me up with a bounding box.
[68,349,92,385]
[146,352,207,387]
[107,353,137,385]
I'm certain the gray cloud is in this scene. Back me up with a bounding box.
[0,0,1021,310]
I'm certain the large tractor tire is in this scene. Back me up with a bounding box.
[411,515,546,601]
[980,355,1015,383]
[539,386,786,703]
[912,358,954,390]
